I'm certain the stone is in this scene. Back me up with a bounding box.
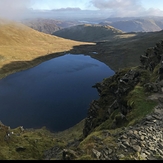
[140,135,145,141]
[92,149,101,159]
[132,145,141,152]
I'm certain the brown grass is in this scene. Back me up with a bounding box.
[0,19,94,78]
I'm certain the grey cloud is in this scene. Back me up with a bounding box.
[90,0,145,17]
[54,7,82,11]
[0,0,32,20]
[90,0,163,17]
[91,0,141,10]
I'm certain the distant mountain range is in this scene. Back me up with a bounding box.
[21,16,163,35]
[21,18,82,34]
[99,17,163,32]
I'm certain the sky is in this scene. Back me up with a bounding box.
[0,0,163,20]
[31,0,163,11]
[29,0,163,10]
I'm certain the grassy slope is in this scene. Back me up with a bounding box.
[52,23,163,71]
[53,24,124,42]
[85,30,163,71]
[0,19,94,78]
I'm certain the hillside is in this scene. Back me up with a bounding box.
[0,18,94,79]
[21,18,82,34]
[52,24,163,72]
[21,18,61,34]
[99,18,163,33]
[68,30,163,72]
[53,24,124,42]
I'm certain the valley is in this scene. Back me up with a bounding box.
[0,16,163,160]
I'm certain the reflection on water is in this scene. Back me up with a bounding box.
[0,54,114,132]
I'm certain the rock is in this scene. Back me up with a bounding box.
[132,145,141,152]
[62,149,78,160]
[92,149,101,159]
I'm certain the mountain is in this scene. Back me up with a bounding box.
[99,18,163,32]
[53,24,124,42]
[0,18,93,79]
[21,18,61,34]
[21,18,82,34]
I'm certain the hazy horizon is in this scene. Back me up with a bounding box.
[0,0,163,21]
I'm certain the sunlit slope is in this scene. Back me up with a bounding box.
[0,19,93,69]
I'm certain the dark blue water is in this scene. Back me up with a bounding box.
[0,54,114,132]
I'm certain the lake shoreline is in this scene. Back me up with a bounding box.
[0,52,66,80]
[0,53,114,133]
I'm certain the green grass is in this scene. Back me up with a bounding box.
[126,85,157,126]
[53,24,124,42]
[0,126,58,160]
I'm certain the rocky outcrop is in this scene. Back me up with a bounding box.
[83,69,141,137]
[140,40,163,72]
[83,40,163,138]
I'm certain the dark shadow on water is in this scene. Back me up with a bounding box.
[0,43,115,132]
[0,44,98,79]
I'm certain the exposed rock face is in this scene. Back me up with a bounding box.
[83,40,163,138]
[140,40,163,72]
[83,69,141,137]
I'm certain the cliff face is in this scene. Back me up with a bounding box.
[83,68,140,137]
[83,40,163,138]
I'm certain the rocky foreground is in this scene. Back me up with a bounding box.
[43,103,163,160]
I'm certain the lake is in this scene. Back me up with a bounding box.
[0,54,114,132]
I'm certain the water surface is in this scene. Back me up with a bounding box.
[0,54,114,132]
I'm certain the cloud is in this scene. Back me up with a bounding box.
[0,0,32,20]
[91,0,141,10]
[0,0,163,20]
[146,8,163,16]
[90,0,163,17]
[54,7,81,11]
